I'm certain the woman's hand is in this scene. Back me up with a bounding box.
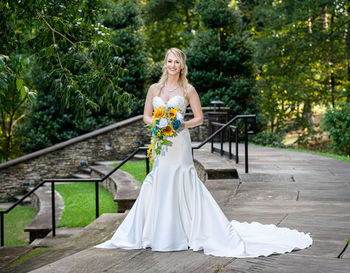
[179,121,186,130]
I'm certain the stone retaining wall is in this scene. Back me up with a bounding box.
[0,116,149,201]
[0,107,224,202]
[186,107,222,142]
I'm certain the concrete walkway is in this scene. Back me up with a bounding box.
[3,144,350,273]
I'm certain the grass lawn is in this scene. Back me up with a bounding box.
[110,160,150,183]
[0,206,37,246]
[55,183,116,227]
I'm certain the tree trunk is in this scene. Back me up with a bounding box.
[302,100,315,132]
[346,5,350,102]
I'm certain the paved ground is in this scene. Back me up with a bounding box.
[2,144,350,273]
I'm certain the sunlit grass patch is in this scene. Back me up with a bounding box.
[55,183,116,227]
[0,206,37,246]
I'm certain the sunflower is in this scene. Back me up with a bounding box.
[152,106,166,121]
[163,124,175,136]
[168,107,178,119]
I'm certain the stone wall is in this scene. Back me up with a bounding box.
[0,116,149,201]
[0,107,224,202]
[186,107,228,142]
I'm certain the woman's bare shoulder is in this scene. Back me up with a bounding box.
[186,83,197,95]
[148,83,160,95]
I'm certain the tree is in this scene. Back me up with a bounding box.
[1,0,131,116]
[18,0,151,153]
[240,0,350,134]
[141,0,198,62]
[0,55,34,160]
[186,0,258,117]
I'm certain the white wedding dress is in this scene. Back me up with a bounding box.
[95,95,312,257]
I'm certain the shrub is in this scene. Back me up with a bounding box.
[250,131,285,148]
[321,102,350,156]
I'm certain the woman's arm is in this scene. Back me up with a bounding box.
[143,84,156,124]
[181,85,203,129]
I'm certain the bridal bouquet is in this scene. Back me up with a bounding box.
[146,106,183,163]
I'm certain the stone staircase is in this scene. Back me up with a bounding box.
[2,144,350,272]
[0,145,240,272]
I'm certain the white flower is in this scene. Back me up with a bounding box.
[101,33,105,36]
[158,118,168,128]
[176,112,183,122]
[98,31,102,35]
[97,40,103,44]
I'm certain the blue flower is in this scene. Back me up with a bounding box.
[153,126,159,136]
[172,119,181,131]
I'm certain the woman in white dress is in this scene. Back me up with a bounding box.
[95,48,312,257]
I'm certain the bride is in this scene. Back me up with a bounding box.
[95,48,312,257]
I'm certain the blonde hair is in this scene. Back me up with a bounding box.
[155,48,190,98]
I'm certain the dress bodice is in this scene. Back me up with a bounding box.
[152,95,187,116]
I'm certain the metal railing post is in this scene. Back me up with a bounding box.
[1,213,4,246]
[220,130,223,156]
[211,124,214,153]
[95,182,99,218]
[244,118,248,173]
[51,182,56,237]
[235,128,239,164]
[228,127,232,159]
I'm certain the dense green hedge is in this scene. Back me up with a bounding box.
[321,102,350,156]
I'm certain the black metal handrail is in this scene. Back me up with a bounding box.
[0,146,149,247]
[210,121,239,162]
[192,114,257,173]
[0,114,256,247]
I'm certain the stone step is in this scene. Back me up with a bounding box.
[71,173,91,179]
[193,149,239,180]
[24,185,64,243]
[0,246,32,271]
[90,165,141,213]
[14,195,31,205]
[206,168,239,179]
[0,202,16,209]
[94,161,119,166]
[81,167,92,175]
[133,154,146,160]
[1,213,128,273]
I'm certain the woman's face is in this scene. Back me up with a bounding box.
[166,52,181,76]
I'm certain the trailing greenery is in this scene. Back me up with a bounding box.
[0,206,37,246]
[54,183,116,227]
